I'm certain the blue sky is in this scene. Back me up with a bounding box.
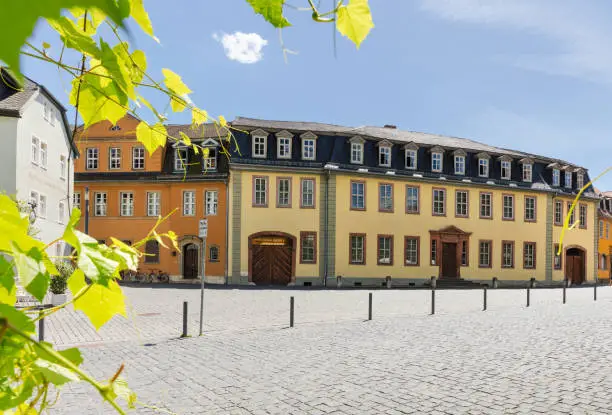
[23,0,612,189]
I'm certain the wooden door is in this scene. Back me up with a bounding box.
[566,251,584,284]
[271,246,292,285]
[183,244,198,279]
[250,238,293,285]
[252,245,271,285]
[441,243,458,278]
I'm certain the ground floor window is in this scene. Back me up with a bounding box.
[377,235,393,265]
[350,234,366,265]
[479,241,492,268]
[404,237,419,266]
[209,245,219,262]
[300,232,317,264]
[523,242,536,269]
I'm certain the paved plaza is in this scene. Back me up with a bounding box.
[44,286,612,414]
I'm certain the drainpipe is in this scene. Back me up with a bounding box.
[323,169,330,287]
[224,177,229,285]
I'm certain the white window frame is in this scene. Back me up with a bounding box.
[432,189,446,216]
[31,136,40,164]
[405,238,418,265]
[431,152,443,173]
[58,201,66,224]
[378,145,391,167]
[109,147,121,170]
[301,179,315,208]
[60,155,67,180]
[456,190,468,217]
[454,155,465,175]
[525,197,536,221]
[351,142,364,164]
[147,191,160,217]
[302,138,316,161]
[203,147,217,170]
[73,192,81,209]
[277,137,292,159]
[350,235,365,264]
[183,191,195,216]
[501,160,512,180]
[502,195,514,220]
[405,149,417,170]
[174,147,188,171]
[132,147,145,169]
[254,177,268,206]
[120,192,134,217]
[86,148,99,170]
[205,190,218,216]
[351,181,365,210]
[94,192,107,216]
[252,135,267,158]
[405,186,419,214]
[522,163,533,182]
[479,241,491,267]
[478,158,489,178]
[577,172,584,189]
[40,141,48,168]
[377,236,392,264]
[565,171,572,188]
[552,168,560,186]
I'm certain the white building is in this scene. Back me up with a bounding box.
[0,68,78,257]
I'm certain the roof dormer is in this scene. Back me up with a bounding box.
[300,131,317,161]
[377,139,392,167]
[475,152,491,160]
[276,130,294,139]
[251,129,268,158]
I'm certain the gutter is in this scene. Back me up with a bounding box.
[323,169,330,287]
[224,176,230,286]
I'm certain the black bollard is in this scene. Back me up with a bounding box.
[594,283,597,301]
[431,283,436,315]
[290,296,295,328]
[368,293,372,321]
[38,313,44,342]
[563,280,567,304]
[483,286,487,311]
[181,301,188,337]
[527,287,530,307]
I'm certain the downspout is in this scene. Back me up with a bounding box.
[224,176,230,286]
[324,169,330,287]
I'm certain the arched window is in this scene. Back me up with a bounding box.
[209,245,219,262]
[145,240,160,263]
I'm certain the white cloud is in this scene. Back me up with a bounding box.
[213,32,268,64]
[419,0,612,84]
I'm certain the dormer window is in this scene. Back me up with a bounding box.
[378,141,392,167]
[276,130,293,159]
[565,170,572,188]
[475,153,490,178]
[520,158,533,182]
[110,124,121,131]
[300,132,317,161]
[453,150,466,175]
[404,143,418,170]
[349,136,365,164]
[576,170,585,189]
[499,156,512,180]
[174,147,188,171]
[552,168,560,186]
[251,129,268,158]
[430,146,444,173]
[203,148,217,170]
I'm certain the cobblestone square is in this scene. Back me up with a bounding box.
[46,286,612,414]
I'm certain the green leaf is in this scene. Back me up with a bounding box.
[42,41,51,49]
[218,115,228,128]
[32,358,80,385]
[246,0,290,28]
[192,107,208,126]
[161,68,191,96]
[68,269,86,297]
[0,194,42,254]
[136,121,167,155]
[0,256,16,306]
[11,243,50,303]
[170,96,188,113]
[73,277,127,329]
[336,0,374,48]
[69,72,129,127]
[130,0,156,40]
[0,0,126,77]
[110,378,137,408]
[179,131,192,146]
[109,237,139,271]
[36,345,84,368]
[0,303,35,335]
[48,16,101,57]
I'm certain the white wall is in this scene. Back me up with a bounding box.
[16,91,74,256]
[0,117,18,194]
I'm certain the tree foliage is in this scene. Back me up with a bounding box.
[0,0,374,412]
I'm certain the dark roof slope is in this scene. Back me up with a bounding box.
[166,123,229,140]
[231,116,581,170]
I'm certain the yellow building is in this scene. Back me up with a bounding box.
[597,191,612,282]
[227,118,598,287]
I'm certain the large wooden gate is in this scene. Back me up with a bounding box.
[249,233,294,285]
[441,243,458,278]
[565,247,585,285]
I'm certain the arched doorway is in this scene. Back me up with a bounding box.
[565,247,585,285]
[183,243,199,279]
[248,232,296,285]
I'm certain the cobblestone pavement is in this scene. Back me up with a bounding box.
[41,285,612,348]
[47,286,612,414]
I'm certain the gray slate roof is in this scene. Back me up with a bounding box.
[166,123,229,140]
[231,116,581,169]
[0,70,38,116]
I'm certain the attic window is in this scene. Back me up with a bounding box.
[110,124,121,131]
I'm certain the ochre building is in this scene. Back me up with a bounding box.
[597,191,612,282]
[73,115,228,282]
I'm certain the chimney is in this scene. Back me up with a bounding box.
[383,124,397,129]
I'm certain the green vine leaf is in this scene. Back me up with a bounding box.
[0,303,35,335]
[246,0,290,28]
[136,121,167,155]
[336,0,374,48]
[32,359,80,385]
[179,131,192,146]
[109,378,137,409]
[192,107,208,126]
[0,256,16,306]
[130,0,157,41]
[161,68,191,96]
[11,243,50,303]
[69,270,127,329]
[0,0,127,77]
[48,16,101,58]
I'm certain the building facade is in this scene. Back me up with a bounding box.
[227,117,598,287]
[73,115,228,282]
[0,68,77,257]
[597,192,612,282]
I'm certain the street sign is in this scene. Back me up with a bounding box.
[199,219,208,238]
